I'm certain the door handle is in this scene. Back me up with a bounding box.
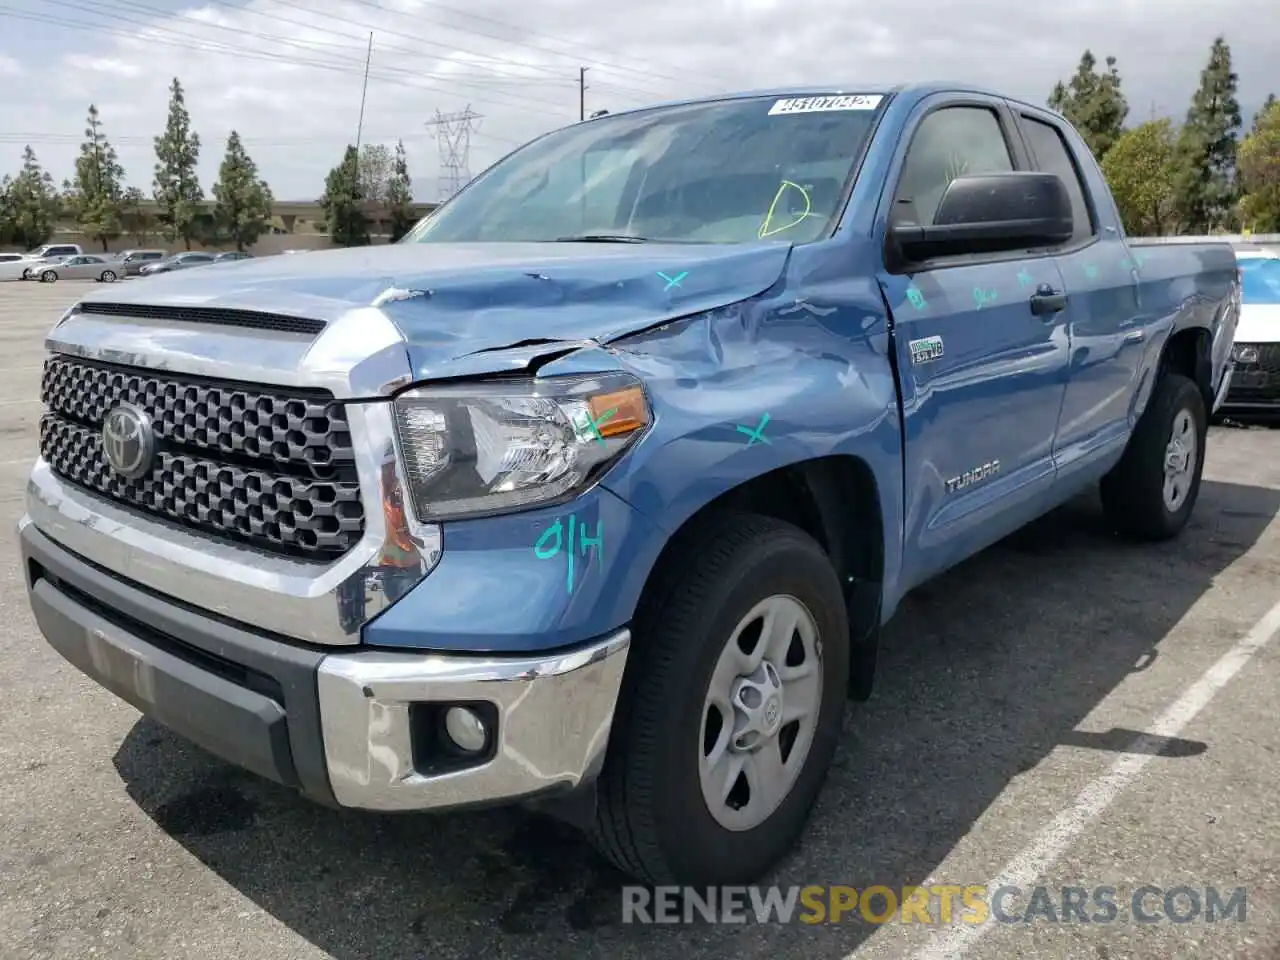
[1029,290,1068,317]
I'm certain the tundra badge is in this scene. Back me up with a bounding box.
[945,460,1000,493]
[909,335,944,364]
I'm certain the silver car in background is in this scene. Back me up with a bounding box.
[139,251,217,275]
[32,255,124,283]
[118,249,168,276]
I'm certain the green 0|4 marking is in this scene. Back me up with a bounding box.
[534,514,604,594]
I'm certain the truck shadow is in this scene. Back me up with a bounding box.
[112,477,1279,960]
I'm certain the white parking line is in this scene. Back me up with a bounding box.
[907,595,1280,960]
[0,398,40,406]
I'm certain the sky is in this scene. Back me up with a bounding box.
[0,0,1273,203]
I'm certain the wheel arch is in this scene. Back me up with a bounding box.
[630,453,886,699]
[1159,324,1213,414]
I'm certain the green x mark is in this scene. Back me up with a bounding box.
[579,407,618,445]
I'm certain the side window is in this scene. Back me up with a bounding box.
[1019,116,1094,243]
[892,106,1014,227]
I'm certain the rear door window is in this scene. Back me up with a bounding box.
[1018,116,1095,244]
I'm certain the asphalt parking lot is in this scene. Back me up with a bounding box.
[0,278,1278,960]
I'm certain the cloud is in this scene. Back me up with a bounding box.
[0,0,1271,200]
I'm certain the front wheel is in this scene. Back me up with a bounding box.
[1101,372,1207,540]
[591,512,849,885]
[40,270,57,283]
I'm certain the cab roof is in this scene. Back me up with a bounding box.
[584,81,1046,120]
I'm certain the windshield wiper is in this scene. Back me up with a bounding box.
[553,233,650,243]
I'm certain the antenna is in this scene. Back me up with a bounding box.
[425,106,482,202]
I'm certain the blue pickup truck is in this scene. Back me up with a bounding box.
[21,82,1239,886]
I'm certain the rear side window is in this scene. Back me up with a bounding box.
[1019,116,1094,243]
[892,106,1015,227]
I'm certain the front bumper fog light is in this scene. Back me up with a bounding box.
[444,705,489,753]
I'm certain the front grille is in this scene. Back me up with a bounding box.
[1230,343,1280,400]
[39,355,366,559]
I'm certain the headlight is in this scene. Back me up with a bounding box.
[392,372,651,521]
[1233,343,1259,364]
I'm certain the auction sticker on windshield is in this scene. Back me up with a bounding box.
[768,94,883,115]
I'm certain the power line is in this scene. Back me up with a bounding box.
[0,4,575,121]
[87,0,588,113]
[242,0,718,105]
[336,0,734,93]
[428,107,481,202]
[202,0,691,104]
[0,129,526,149]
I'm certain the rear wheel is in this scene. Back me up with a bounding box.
[591,512,849,885]
[1101,372,1207,540]
[100,270,117,282]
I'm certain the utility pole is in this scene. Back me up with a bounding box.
[579,66,589,121]
[355,32,373,153]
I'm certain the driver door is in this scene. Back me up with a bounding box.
[877,96,1072,590]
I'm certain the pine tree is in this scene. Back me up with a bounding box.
[212,131,274,252]
[320,145,369,247]
[153,77,203,249]
[65,107,126,251]
[387,140,414,241]
[1047,51,1129,161]
[3,147,61,249]
[1173,37,1242,233]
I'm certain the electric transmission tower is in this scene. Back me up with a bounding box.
[426,106,482,202]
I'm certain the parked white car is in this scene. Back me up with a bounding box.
[30,255,123,284]
[0,243,86,281]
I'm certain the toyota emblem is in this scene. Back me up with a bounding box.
[101,404,156,480]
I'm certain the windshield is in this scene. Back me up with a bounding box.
[1240,258,1280,305]
[407,94,884,245]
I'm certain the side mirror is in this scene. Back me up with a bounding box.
[890,171,1074,264]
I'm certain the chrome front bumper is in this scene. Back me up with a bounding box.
[317,630,630,810]
[21,515,630,812]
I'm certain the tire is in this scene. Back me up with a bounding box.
[100,270,117,282]
[1100,372,1207,540]
[21,269,32,280]
[591,511,849,885]
[40,270,56,283]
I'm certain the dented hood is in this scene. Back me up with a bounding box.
[85,241,794,379]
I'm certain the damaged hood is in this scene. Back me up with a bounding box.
[85,241,794,379]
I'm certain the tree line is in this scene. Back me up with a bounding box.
[1050,36,1278,235]
[0,77,416,253]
